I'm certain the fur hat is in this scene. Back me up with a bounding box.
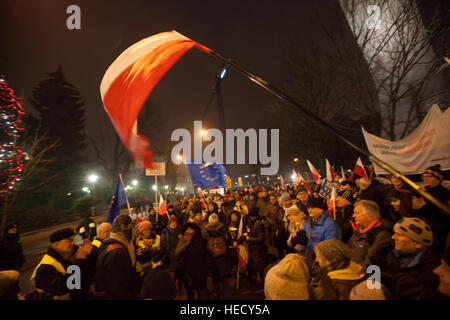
[264,253,310,300]
[423,164,444,181]
[208,213,219,225]
[50,228,74,243]
[394,217,433,246]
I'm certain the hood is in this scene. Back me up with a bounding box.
[327,261,365,281]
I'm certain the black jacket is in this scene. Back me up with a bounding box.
[0,233,25,271]
[95,238,138,299]
[34,246,88,300]
[139,264,176,300]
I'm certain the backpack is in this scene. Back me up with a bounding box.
[207,236,226,258]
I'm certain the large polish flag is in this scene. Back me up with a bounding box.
[325,158,335,182]
[353,157,368,178]
[306,160,321,184]
[100,31,212,168]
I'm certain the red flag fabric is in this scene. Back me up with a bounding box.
[326,158,335,182]
[297,172,313,196]
[100,31,212,168]
[158,194,167,216]
[307,160,321,184]
[353,157,368,178]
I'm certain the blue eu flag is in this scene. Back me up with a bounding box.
[187,162,226,188]
[107,177,128,224]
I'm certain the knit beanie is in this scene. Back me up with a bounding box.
[264,253,310,300]
[138,221,152,233]
[208,213,219,225]
[315,239,352,270]
[393,217,433,246]
[349,281,387,300]
[50,228,75,243]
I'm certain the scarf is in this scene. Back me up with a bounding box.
[110,232,143,275]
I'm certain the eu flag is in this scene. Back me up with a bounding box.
[107,177,128,224]
[187,162,226,188]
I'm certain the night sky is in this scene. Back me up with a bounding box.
[0,0,351,178]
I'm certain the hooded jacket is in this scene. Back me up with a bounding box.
[0,229,25,271]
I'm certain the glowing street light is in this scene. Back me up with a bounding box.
[293,158,299,163]
[180,187,184,192]
[201,130,207,136]
[152,185,157,191]
[132,179,138,186]
[88,174,98,183]
[165,185,169,190]
[177,154,183,161]
[291,174,297,181]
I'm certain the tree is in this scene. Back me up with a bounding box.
[327,0,449,140]
[28,66,87,198]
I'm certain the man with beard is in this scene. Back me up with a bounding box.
[94,215,143,299]
[0,224,25,271]
[30,227,92,300]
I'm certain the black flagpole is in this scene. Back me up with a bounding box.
[204,50,450,216]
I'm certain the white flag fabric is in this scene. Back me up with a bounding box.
[325,158,334,181]
[362,104,450,175]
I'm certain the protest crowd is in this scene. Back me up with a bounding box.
[0,164,450,300]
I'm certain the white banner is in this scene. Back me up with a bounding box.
[362,104,450,175]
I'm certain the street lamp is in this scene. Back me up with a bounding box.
[132,179,138,186]
[293,158,299,163]
[201,129,207,136]
[165,185,169,190]
[88,174,98,183]
[152,185,157,191]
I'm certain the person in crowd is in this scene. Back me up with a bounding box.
[384,188,413,226]
[421,165,450,205]
[382,217,445,300]
[301,198,342,269]
[76,212,97,241]
[0,223,25,271]
[242,208,267,284]
[310,239,364,300]
[433,245,450,297]
[95,215,142,300]
[30,227,92,300]
[411,192,449,255]
[245,193,258,212]
[348,200,393,270]
[139,252,177,300]
[175,222,208,300]
[165,215,183,296]
[204,213,230,299]
[92,223,112,248]
[274,195,290,259]
[192,209,207,234]
[135,221,160,275]
[264,253,310,300]
[349,281,389,300]
[233,199,249,225]
[285,206,307,255]
[355,177,391,216]
[0,270,22,300]
[265,194,280,246]
[335,194,355,243]
[390,175,405,190]
[295,185,311,215]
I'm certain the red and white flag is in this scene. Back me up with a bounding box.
[297,171,313,196]
[279,175,286,188]
[307,160,321,184]
[325,158,335,182]
[353,157,368,178]
[100,31,212,168]
[158,194,167,216]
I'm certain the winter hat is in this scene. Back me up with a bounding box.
[138,221,152,233]
[349,281,387,300]
[315,239,353,270]
[264,253,310,300]
[307,198,325,210]
[50,228,75,243]
[285,206,301,217]
[423,164,444,181]
[394,217,433,246]
[208,213,219,225]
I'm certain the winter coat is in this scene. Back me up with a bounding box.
[175,223,208,289]
[412,204,449,254]
[0,233,25,271]
[425,183,450,205]
[381,248,446,300]
[302,213,342,255]
[166,226,182,272]
[358,180,391,216]
[32,246,88,300]
[95,236,140,299]
[335,205,354,244]
[246,219,267,273]
[204,222,230,279]
[347,220,393,270]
